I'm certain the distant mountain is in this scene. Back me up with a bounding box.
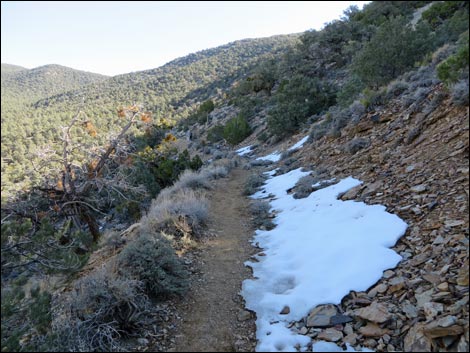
[31,34,299,117]
[1,63,28,74]
[1,64,109,104]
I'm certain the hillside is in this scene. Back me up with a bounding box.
[233,81,468,352]
[0,63,28,74]
[1,1,468,352]
[1,64,108,104]
[31,35,298,117]
[1,34,298,196]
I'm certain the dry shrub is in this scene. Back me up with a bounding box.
[52,266,151,352]
[142,188,209,238]
[118,233,189,299]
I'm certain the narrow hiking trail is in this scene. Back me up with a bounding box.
[172,168,257,352]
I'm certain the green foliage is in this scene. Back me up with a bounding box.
[223,114,252,145]
[118,232,189,298]
[350,1,431,27]
[233,59,278,96]
[116,200,142,222]
[1,219,89,278]
[189,154,203,170]
[199,99,215,113]
[190,99,215,124]
[257,131,269,142]
[437,33,469,84]
[268,75,336,137]
[1,64,108,106]
[337,75,366,107]
[359,87,387,110]
[352,16,433,88]
[2,35,298,196]
[422,1,468,29]
[137,144,203,190]
[1,283,52,352]
[207,124,225,142]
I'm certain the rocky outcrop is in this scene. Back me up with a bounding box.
[279,84,469,352]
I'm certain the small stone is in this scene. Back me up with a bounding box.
[354,302,391,323]
[444,219,465,227]
[363,338,378,349]
[280,306,290,315]
[307,304,338,327]
[457,335,469,352]
[435,315,457,328]
[457,265,469,286]
[404,323,432,352]
[383,270,395,279]
[423,323,464,338]
[388,277,406,293]
[442,336,459,348]
[299,326,309,335]
[439,264,451,274]
[237,310,251,322]
[422,272,441,284]
[432,235,445,245]
[415,288,434,308]
[411,184,427,193]
[448,297,469,314]
[363,181,383,196]
[359,323,390,337]
[423,302,443,320]
[340,185,363,200]
[317,328,343,342]
[432,291,452,301]
[343,323,354,336]
[402,303,419,319]
[330,314,353,326]
[343,333,357,345]
[368,283,388,297]
[427,200,438,210]
[137,338,149,345]
[437,282,449,291]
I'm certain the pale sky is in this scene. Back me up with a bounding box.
[1,1,369,76]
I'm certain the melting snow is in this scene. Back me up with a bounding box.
[288,135,309,151]
[256,151,282,162]
[242,168,407,352]
[312,341,374,352]
[236,145,254,156]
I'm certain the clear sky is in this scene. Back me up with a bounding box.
[1,1,369,76]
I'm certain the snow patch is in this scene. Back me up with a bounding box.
[288,135,309,151]
[236,145,253,156]
[312,342,374,352]
[256,151,282,162]
[242,168,407,352]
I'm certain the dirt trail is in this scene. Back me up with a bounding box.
[172,168,257,352]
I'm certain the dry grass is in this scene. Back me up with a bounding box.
[142,188,209,239]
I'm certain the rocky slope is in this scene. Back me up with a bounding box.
[252,82,469,351]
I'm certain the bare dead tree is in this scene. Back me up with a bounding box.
[3,104,152,246]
